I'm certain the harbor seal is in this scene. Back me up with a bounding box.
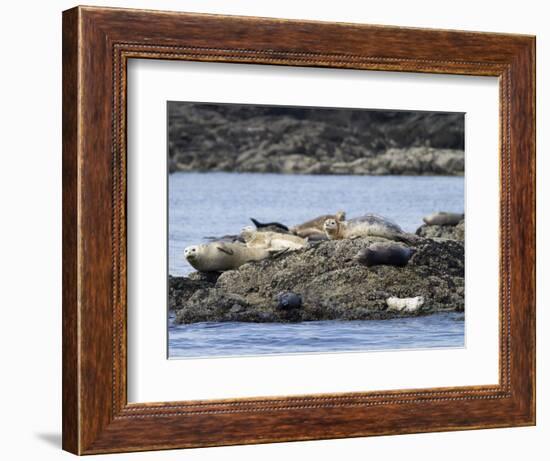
[184,241,276,272]
[290,211,346,238]
[386,296,425,313]
[324,214,418,244]
[423,212,464,226]
[354,242,415,267]
[276,292,302,310]
[241,227,307,251]
[250,218,290,233]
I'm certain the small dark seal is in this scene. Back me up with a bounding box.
[250,217,290,232]
[354,242,415,267]
[276,291,302,310]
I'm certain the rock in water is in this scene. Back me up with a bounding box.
[416,219,465,241]
[173,237,464,323]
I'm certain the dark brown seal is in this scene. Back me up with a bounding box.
[354,242,415,267]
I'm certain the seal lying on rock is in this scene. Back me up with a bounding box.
[423,212,464,226]
[290,211,346,238]
[241,226,307,251]
[277,292,302,310]
[386,296,425,313]
[324,214,418,244]
[184,241,278,272]
[354,242,415,267]
[250,218,290,233]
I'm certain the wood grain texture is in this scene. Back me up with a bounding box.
[62,5,536,455]
[61,7,79,454]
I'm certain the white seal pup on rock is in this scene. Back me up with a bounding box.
[184,241,276,272]
[423,212,464,226]
[324,214,418,244]
[291,211,346,239]
[354,242,415,267]
[386,296,425,313]
[241,226,307,251]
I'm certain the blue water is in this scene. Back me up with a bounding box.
[168,172,464,358]
[169,312,465,358]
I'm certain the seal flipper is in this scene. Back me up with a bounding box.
[216,245,234,256]
[268,247,290,259]
[250,218,289,232]
[395,233,420,245]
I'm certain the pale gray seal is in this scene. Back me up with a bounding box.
[184,241,277,272]
[423,212,464,226]
[240,226,308,251]
[324,214,418,244]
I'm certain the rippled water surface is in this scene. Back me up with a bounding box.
[168,172,464,358]
[169,312,465,358]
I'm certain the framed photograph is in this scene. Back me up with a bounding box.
[62,6,535,455]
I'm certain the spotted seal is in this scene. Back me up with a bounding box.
[324,213,418,244]
[184,241,276,272]
[290,211,346,238]
[423,212,464,226]
[240,227,307,251]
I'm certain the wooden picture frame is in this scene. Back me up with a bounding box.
[62,5,535,455]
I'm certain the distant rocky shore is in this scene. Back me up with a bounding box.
[168,103,465,176]
[170,220,465,323]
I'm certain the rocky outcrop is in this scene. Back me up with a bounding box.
[416,219,465,241]
[168,103,464,176]
[171,230,464,323]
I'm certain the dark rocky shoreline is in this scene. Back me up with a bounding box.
[170,221,465,324]
[168,103,464,176]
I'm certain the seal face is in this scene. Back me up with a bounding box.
[355,242,415,267]
[291,211,346,238]
[386,296,425,313]
[323,218,341,239]
[324,213,418,244]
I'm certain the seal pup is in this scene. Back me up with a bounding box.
[354,242,415,267]
[324,214,418,244]
[184,241,276,272]
[290,211,346,238]
[250,218,289,233]
[423,212,464,226]
[241,226,307,251]
[386,296,425,313]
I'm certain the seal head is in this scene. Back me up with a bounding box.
[323,218,341,239]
